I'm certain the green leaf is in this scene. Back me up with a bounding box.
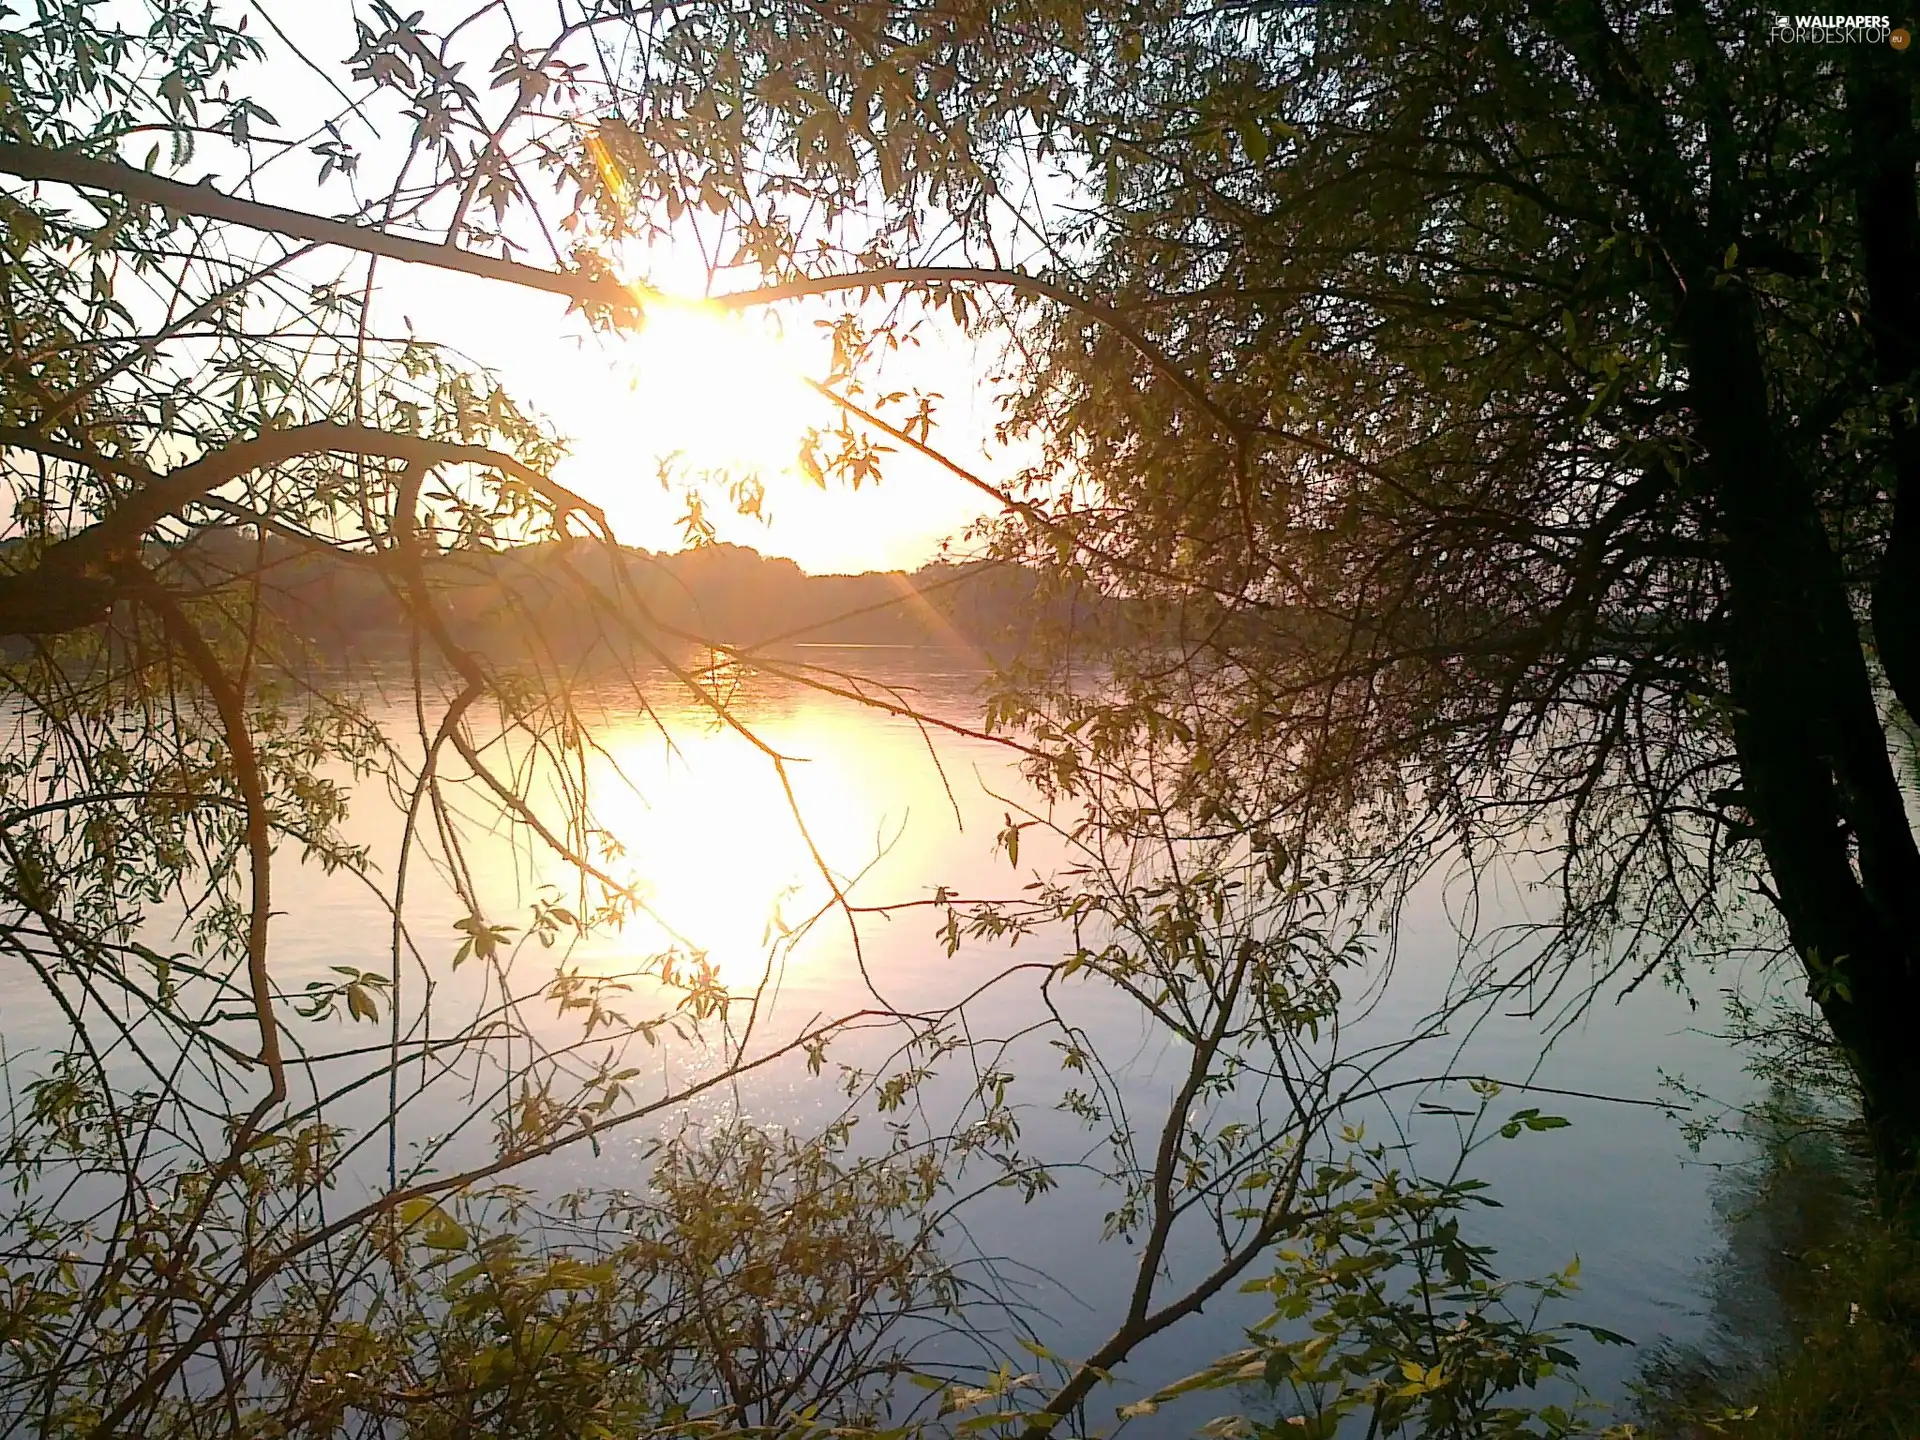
[422,1215,469,1251]
[345,983,379,1024]
[1567,1321,1635,1346]
[955,1412,1025,1433]
[396,1198,467,1250]
[1238,115,1271,164]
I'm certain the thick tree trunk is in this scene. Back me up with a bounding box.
[1549,0,1920,1192]
[1846,47,1920,726]
[1682,283,1920,1194]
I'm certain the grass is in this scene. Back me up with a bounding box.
[1698,1224,1920,1439]
[1632,1111,1920,1439]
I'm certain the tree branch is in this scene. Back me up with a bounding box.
[109,561,284,1126]
[0,143,1247,444]
[0,422,604,637]
[0,139,636,317]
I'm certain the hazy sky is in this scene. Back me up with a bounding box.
[389,262,1011,575]
[156,2,1027,577]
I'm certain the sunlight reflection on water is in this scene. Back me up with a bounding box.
[284,651,1764,1402]
[3,648,1764,1410]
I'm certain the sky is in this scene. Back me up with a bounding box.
[389,263,1012,575]
[201,1,1026,577]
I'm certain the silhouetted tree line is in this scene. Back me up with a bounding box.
[132,527,1107,663]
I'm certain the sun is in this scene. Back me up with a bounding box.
[620,300,824,478]
[508,279,1001,572]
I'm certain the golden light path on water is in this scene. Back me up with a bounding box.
[431,658,1020,1005]
[580,686,975,992]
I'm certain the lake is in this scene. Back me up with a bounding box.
[1,646,1769,1426]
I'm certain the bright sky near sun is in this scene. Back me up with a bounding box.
[390,263,1011,576]
[180,2,1024,578]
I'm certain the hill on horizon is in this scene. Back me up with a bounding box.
[156,529,1094,663]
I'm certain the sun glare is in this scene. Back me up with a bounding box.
[621,301,823,478]
[571,698,959,994]
[476,272,1001,572]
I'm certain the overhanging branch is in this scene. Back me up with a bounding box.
[0,139,637,317]
[0,422,604,637]
[0,141,1245,442]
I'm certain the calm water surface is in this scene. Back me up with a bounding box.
[6,648,1765,1415]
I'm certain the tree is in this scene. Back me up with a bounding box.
[860,2,1920,1192]
[0,3,1624,1435]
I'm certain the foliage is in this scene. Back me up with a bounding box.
[1628,1077,1920,1440]
[1142,1143,1633,1440]
[871,0,1920,1189]
[0,1114,956,1438]
[1657,1220,1920,1440]
[910,722,1627,1438]
[0,0,1713,1434]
